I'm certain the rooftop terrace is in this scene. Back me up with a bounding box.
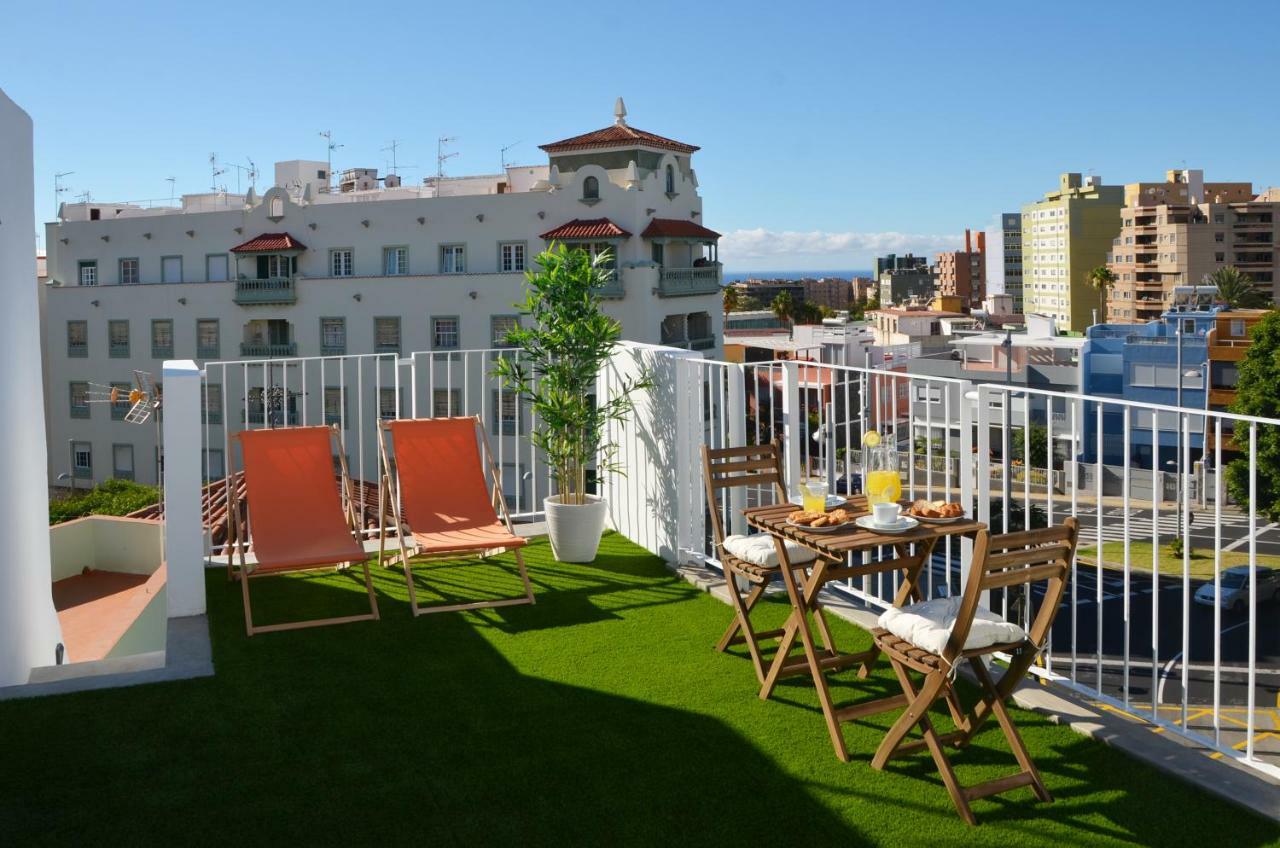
[2,533,1276,845]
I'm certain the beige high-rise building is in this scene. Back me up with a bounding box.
[1105,169,1276,323]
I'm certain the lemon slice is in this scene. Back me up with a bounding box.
[861,430,880,448]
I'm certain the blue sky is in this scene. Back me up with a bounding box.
[4,0,1279,270]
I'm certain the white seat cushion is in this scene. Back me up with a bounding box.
[722,534,818,568]
[877,595,1027,656]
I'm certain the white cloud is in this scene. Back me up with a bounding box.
[720,227,959,262]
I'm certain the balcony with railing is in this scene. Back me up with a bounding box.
[16,344,1280,842]
[234,276,297,305]
[657,265,721,297]
[150,343,1279,785]
[239,341,297,357]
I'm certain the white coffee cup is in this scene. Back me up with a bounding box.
[872,502,901,527]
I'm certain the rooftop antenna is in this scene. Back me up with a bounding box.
[500,140,521,170]
[54,171,74,220]
[382,140,402,176]
[166,177,176,205]
[75,190,92,204]
[223,159,257,195]
[437,135,458,180]
[85,371,164,500]
[319,131,343,190]
[208,153,226,192]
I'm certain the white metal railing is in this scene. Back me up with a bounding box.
[163,342,1280,777]
[679,355,1280,778]
[197,349,558,557]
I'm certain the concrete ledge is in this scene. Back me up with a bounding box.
[0,615,213,701]
[665,556,1280,825]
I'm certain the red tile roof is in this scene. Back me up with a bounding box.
[230,232,307,253]
[540,218,632,240]
[540,124,699,155]
[640,218,721,240]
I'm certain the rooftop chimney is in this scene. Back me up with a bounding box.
[964,229,972,253]
[975,231,985,253]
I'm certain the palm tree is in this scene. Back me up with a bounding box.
[1088,265,1117,321]
[771,291,795,330]
[1088,265,1116,295]
[1205,266,1268,309]
[722,285,740,322]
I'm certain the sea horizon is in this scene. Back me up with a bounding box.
[721,269,872,283]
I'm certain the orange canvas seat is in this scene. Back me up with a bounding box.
[231,426,379,635]
[377,417,535,616]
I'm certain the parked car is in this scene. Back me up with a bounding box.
[1192,565,1280,613]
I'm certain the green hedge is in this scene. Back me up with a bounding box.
[49,479,159,525]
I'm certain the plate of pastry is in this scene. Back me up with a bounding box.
[785,508,855,533]
[906,499,966,523]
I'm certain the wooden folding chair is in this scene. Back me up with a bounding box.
[869,518,1080,825]
[376,416,535,616]
[702,441,841,684]
[229,425,379,636]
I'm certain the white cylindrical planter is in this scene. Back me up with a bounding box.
[544,495,608,563]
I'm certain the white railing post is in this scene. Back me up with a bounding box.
[727,364,748,535]
[781,360,801,489]
[958,381,976,584]
[163,360,207,618]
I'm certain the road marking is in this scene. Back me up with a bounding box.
[1223,521,1278,551]
[1156,619,1252,704]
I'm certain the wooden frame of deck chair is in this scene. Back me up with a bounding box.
[228,424,379,637]
[376,415,535,616]
[702,441,842,684]
[869,518,1080,825]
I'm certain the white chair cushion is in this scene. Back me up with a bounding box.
[877,595,1027,656]
[722,534,818,568]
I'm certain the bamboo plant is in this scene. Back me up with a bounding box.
[492,244,650,505]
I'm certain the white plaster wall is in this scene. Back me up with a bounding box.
[0,89,64,686]
[41,144,723,487]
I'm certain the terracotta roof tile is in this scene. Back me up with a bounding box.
[540,124,699,155]
[641,218,721,239]
[230,232,307,253]
[540,218,631,240]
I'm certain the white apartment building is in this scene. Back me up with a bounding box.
[43,101,723,486]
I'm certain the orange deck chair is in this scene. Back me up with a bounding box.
[230,425,379,636]
[376,416,535,616]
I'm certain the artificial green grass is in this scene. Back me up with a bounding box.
[1,532,1277,846]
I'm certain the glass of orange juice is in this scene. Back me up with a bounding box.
[801,476,828,514]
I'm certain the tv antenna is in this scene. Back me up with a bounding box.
[222,158,258,194]
[54,171,74,219]
[500,140,521,170]
[208,153,227,192]
[166,177,176,205]
[85,371,165,499]
[437,135,458,179]
[75,190,93,204]
[319,130,343,189]
[382,140,403,175]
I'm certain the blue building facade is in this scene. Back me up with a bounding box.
[1080,302,1214,468]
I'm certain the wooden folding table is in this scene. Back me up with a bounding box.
[743,500,985,761]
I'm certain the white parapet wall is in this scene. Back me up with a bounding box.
[600,341,704,563]
[162,359,207,617]
[0,88,64,686]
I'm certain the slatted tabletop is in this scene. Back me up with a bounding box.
[743,499,985,560]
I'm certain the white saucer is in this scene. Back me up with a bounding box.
[855,515,920,534]
[789,494,846,510]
